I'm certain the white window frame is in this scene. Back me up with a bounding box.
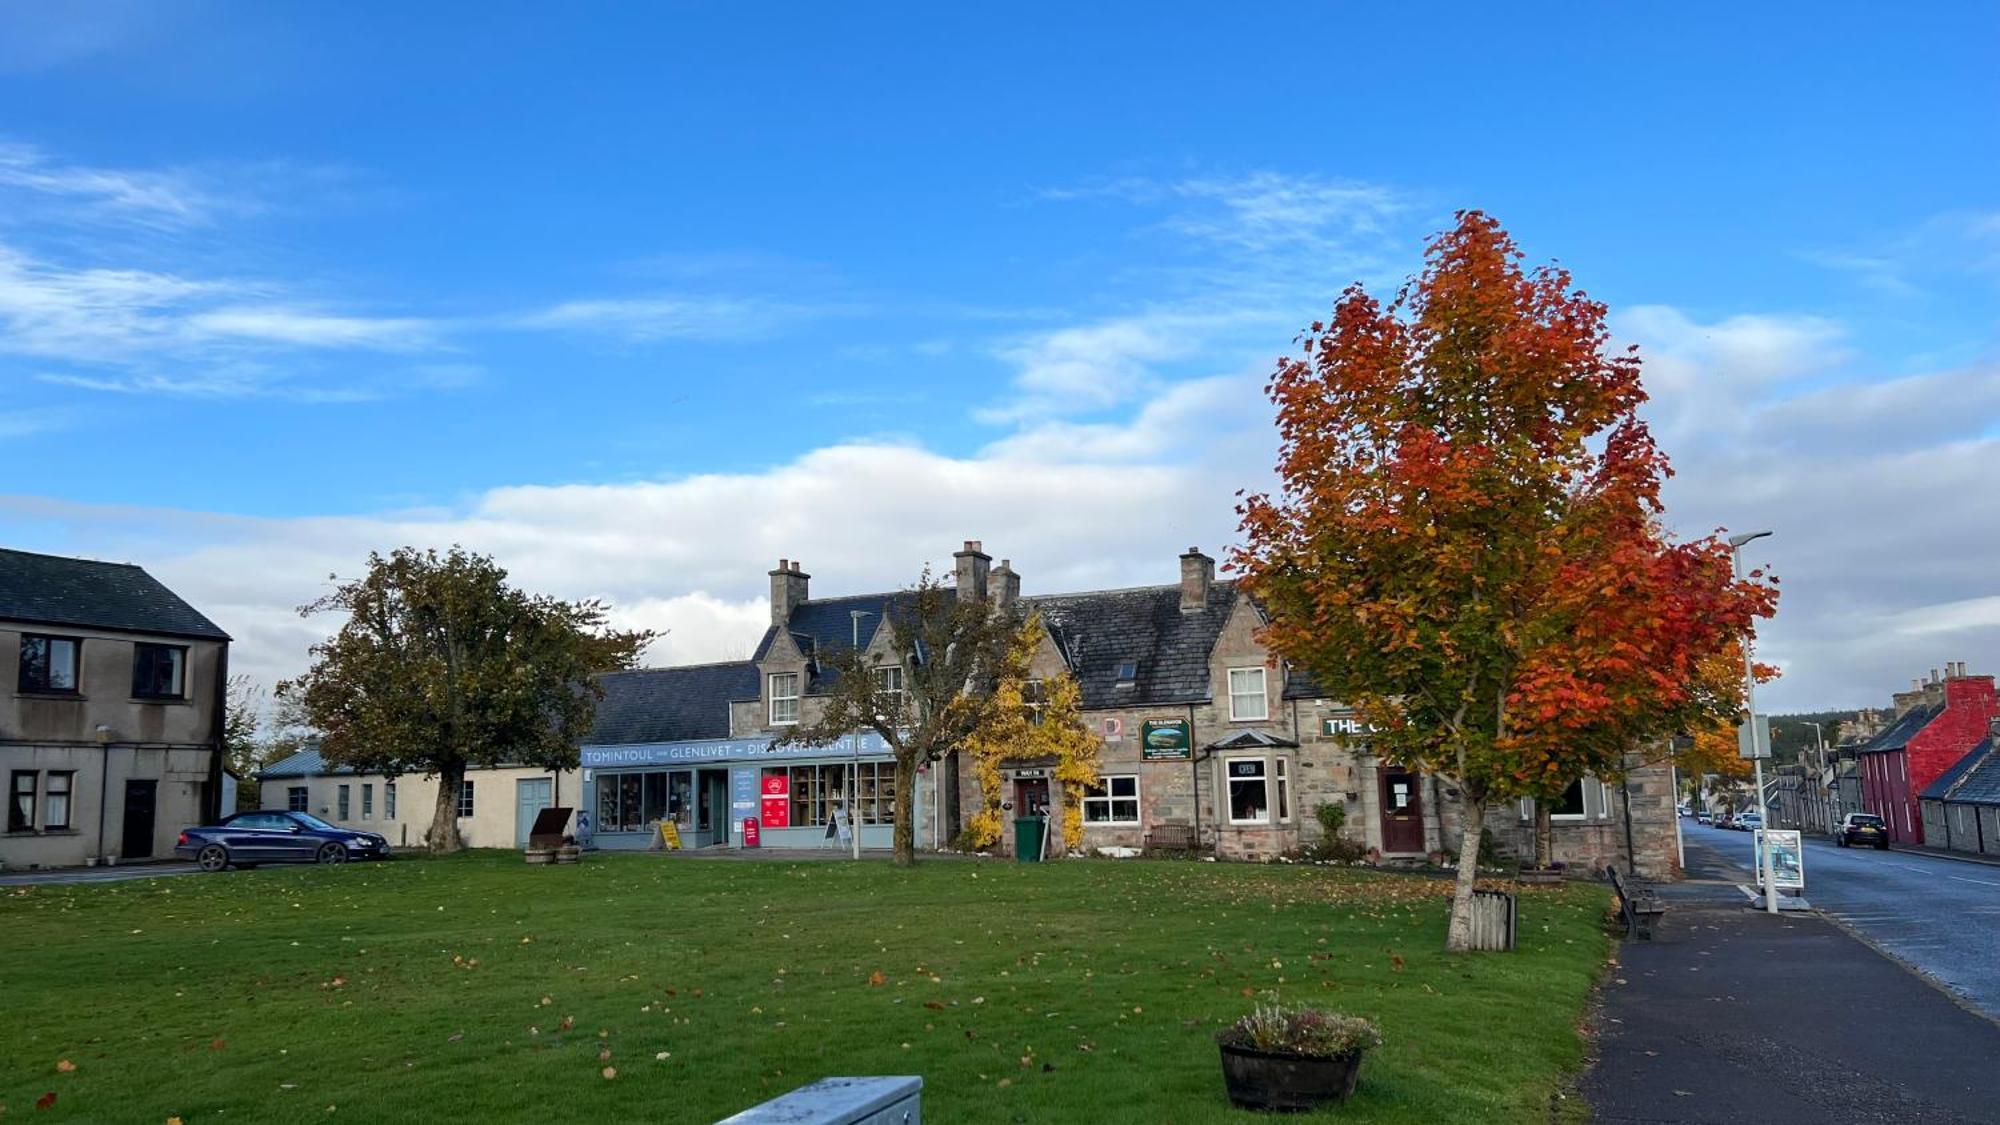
[873,666,903,715]
[385,781,397,820]
[1223,756,1271,825]
[1227,667,1269,722]
[287,786,308,813]
[44,770,72,830]
[1082,774,1141,825]
[1276,758,1292,823]
[361,783,374,820]
[769,672,801,726]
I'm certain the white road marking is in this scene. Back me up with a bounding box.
[1948,875,2000,887]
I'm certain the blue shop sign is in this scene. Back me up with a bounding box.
[581,731,894,768]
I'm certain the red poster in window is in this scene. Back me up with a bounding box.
[760,770,790,828]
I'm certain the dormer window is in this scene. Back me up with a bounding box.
[1114,660,1138,686]
[769,672,801,725]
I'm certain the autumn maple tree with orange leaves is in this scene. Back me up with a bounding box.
[1235,211,1776,952]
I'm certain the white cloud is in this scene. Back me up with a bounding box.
[1,404,1258,695]
[0,241,445,396]
[513,294,845,343]
[979,314,1197,422]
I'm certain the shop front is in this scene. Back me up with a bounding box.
[579,732,906,851]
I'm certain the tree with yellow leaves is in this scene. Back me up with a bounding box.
[960,615,1102,853]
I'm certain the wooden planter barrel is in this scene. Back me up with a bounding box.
[1218,1042,1363,1111]
[555,844,581,864]
[524,846,556,865]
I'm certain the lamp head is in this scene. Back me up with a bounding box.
[1727,530,1773,548]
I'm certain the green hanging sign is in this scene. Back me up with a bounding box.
[1140,719,1192,760]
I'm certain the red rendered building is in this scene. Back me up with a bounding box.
[1858,665,1997,844]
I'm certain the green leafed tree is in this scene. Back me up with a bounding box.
[279,547,654,853]
[773,569,1023,866]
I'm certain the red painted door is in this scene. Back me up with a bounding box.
[1379,768,1424,853]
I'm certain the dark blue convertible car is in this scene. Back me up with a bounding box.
[175,810,391,871]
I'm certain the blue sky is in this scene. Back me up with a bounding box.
[2,1,1996,709]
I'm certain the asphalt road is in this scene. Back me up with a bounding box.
[0,861,199,886]
[1681,819,2000,1019]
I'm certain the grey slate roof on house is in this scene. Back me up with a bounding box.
[259,747,338,779]
[1858,701,1941,753]
[0,547,229,640]
[1922,736,2000,806]
[1022,581,1241,710]
[587,661,759,744]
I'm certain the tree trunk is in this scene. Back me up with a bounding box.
[1534,802,1554,868]
[1444,792,1487,953]
[427,758,465,855]
[892,753,918,867]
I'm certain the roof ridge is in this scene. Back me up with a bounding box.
[1026,578,1237,600]
[0,546,145,569]
[602,660,756,676]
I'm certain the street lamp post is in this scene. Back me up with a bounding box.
[1805,720,1829,832]
[849,610,876,862]
[1729,530,1781,915]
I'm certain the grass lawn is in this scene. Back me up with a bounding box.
[1,853,1610,1123]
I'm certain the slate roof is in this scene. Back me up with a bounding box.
[1022,581,1242,710]
[0,547,229,640]
[259,747,338,779]
[1922,736,2000,806]
[1857,701,1941,754]
[586,661,759,745]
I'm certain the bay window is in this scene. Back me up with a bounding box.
[1226,758,1269,823]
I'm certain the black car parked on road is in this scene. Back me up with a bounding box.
[1834,812,1891,850]
[175,810,391,871]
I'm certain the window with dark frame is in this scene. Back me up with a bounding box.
[18,634,81,693]
[9,771,36,831]
[337,784,351,820]
[458,780,476,818]
[361,783,373,819]
[132,643,188,699]
[287,786,308,812]
[44,771,73,830]
[385,781,397,819]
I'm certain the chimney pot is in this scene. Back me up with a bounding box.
[1180,546,1215,613]
[769,558,810,626]
[953,539,993,601]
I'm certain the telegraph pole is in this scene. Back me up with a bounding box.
[1729,531,1780,915]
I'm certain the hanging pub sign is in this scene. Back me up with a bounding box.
[1140,719,1192,760]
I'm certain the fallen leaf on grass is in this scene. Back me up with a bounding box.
[211,1038,226,1051]
[601,1067,617,1080]
[923,1001,946,1011]
[55,1060,76,1074]
[867,971,887,987]
[35,1092,56,1110]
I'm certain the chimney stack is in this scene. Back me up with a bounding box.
[1180,546,1215,613]
[953,540,991,602]
[769,558,810,626]
[990,558,1020,612]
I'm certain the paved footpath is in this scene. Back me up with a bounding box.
[1683,820,2000,1017]
[1583,870,2000,1123]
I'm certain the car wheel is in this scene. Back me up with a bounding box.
[316,842,349,865]
[197,844,230,872]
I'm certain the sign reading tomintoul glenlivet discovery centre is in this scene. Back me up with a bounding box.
[1140,719,1192,760]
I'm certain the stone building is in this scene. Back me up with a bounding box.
[1858,663,1997,845]
[614,539,1677,876]
[1,548,231,870]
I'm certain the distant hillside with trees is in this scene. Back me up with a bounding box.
[1768,711,1860,764]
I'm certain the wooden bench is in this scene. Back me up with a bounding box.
[1607,867,1667,940]
[1143,823,1198,856]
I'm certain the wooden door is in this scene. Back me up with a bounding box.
[1378,768,1424,854]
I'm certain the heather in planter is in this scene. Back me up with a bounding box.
[1215,1003,1382,1112]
